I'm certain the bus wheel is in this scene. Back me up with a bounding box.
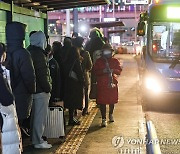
[142,94,153,111]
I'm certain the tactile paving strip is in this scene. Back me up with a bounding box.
[55,102,99,154]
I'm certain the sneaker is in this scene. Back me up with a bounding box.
[21,127,30,138]
[74,110,78,116]
[101,119,107,127]
[109,114,114,122]
[82,108,89,116]
[34,141,52,149]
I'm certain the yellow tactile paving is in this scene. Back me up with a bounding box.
[55,102,99,154]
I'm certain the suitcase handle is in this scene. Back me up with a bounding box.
[49,106,63,111]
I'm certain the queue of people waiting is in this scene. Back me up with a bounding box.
[0,21,122,153]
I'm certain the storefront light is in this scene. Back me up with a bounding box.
[167,7,180,19]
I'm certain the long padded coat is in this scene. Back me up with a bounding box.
[6,22,36,120]
[62,47,84,110]
[93,57,122,104]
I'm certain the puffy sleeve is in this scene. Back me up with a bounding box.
[93,58,105,76]
[85,51,93,71]
[0,74,14,106]
[33,52,52,93]
[112,59,122,75]
[19,50,36,93]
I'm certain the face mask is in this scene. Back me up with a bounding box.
[103,50,111,55]
[103,50,112,58]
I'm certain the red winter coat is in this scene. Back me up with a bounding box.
[93,57,122,104]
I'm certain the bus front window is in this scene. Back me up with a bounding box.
[150,23,180,61]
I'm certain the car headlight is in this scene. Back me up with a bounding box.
[145,77,162,93]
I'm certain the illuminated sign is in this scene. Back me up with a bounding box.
[167,7,180,19]
[104,18,116,22]
[124,0,148,4]
[111,36,120,44]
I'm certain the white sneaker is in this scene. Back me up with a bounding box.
[101,119,107,127]
[34,141,52,149]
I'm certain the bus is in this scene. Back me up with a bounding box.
[137,0,180,109]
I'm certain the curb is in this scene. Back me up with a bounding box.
[146,120,161,154]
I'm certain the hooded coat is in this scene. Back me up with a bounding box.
[6,22,36,120]
[85,29,105,63]
[28,31,52,94]
[93,56,122,104]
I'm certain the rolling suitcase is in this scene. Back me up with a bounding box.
[43,106,65,138]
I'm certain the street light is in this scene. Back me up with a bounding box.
[80,25,87,33]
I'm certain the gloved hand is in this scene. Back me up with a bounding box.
[0,103,13,116]
[103,68,110,73]
[110,69,114,73]
[103,68,114,73]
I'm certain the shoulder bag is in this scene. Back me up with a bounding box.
[69,59,78,81]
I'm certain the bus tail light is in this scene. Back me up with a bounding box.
[154,0,160,4]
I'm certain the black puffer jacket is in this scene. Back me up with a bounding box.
[0,68,14,129]
[28,45,52,93]
[6,22,36,120]
[0,69,14,106]
[49,57,61,103]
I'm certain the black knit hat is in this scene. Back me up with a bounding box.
[101,43,114,51]
[73,36,84,48]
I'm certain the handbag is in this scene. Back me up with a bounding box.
[69,60,78,81]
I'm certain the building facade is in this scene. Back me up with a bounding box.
[48,2,148,44]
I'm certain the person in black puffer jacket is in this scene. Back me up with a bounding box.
[45,44,61,104]
[5,22,36,129]
[28,31,52,149]
[0,43,14,130]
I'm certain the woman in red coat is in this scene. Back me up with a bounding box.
[93,43,122,127]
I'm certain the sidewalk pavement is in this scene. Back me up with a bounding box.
[55,54,146,154]
[23,54,146,154]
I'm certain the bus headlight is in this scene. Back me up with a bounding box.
[145,77,162,93]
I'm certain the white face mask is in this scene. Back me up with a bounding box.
[103,50,111,55]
